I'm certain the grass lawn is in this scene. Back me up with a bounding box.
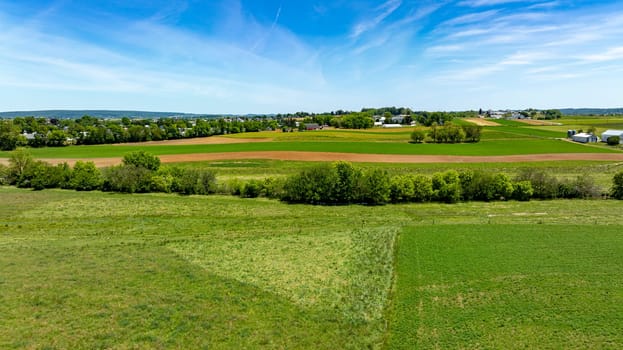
[387,224,623,349]
[2,187,623,348]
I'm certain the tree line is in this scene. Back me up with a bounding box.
[0,116,279,151]
[2,151,622,203]
[411,123,483,143]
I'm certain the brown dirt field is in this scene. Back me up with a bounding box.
[514,119,562,126]
[464,118,501,126]
[3,152,623,168]
[113,136,272,146]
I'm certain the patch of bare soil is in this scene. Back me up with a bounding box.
[5,152,623,168]
[515,119,562,126]
[464,118,501,126]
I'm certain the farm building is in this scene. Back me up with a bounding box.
[571,132,598,143]
[382,124,402,128]
[601,130,623,143]
[305,123,321,131]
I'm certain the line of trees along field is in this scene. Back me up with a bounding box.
[2,150,622,203]
[0,116,279,150]
[411,123,483,143]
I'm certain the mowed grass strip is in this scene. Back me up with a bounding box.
[3,138,618,159]
[387,225,623,349]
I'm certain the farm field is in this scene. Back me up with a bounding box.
[0,133,620,162]
[1,118,622,168]
[388,225,623,349]
[1,187,623,348]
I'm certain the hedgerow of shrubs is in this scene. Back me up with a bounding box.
[2,149,620,204]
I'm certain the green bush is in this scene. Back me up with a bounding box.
[607,136,620,146]
[102,165,153,193]
[432,170,461,203]
[149,172,176,193]
[492,173,514,200]
[410,128,426,143]
[220,178,243,196]
[0,164,9,185]
[241,180,262,198]
[515,168,559,199]
[53,163,73,189]
[334,161,362,203]
[122,151,161,171]
[70,161,103,191]
[7,148,33,185]
[512,181,534,201]
[281,164,337,204]
[358,169,391,205]
[31,162,72,190]
[611,171,623,199]
[19,160,49,190]
[260,177,284,199]
[390,175,416,203]
[174,168,217,195]
[412,175,433,202]
[572,175,600,199]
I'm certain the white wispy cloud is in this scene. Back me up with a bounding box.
[458,0,537,7]
[350,0,402,39]
[0,3,332,113]
[581,46,623,63]
[441,9,499,26]
[527,1,560,10]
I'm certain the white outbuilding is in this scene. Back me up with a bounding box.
[601,130,623,143]
[571,132,598,143]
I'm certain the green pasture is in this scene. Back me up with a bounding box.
[1,138,618,159]
[388,225,623,349]
[227,129,413,142]
[481,126,565,140]
[0,188,399,349]
[2,187,623,348]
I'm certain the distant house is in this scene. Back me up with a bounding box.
[390,116,404,124]
[488,110,505,119]
[601,130,623,143]
[571,132,598,143]
[22,132,36,141]
[305,123,321,131]
[373,121,383,127]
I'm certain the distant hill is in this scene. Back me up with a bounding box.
[0,110,225,119]
[560,108,623,116]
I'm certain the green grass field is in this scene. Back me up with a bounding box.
[1,138,618,159]
[2,120,623,348]
[2,187,623,348]
[2,119,622,160]
[387,225,623,349]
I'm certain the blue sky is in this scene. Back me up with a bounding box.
[1,0,622,114]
